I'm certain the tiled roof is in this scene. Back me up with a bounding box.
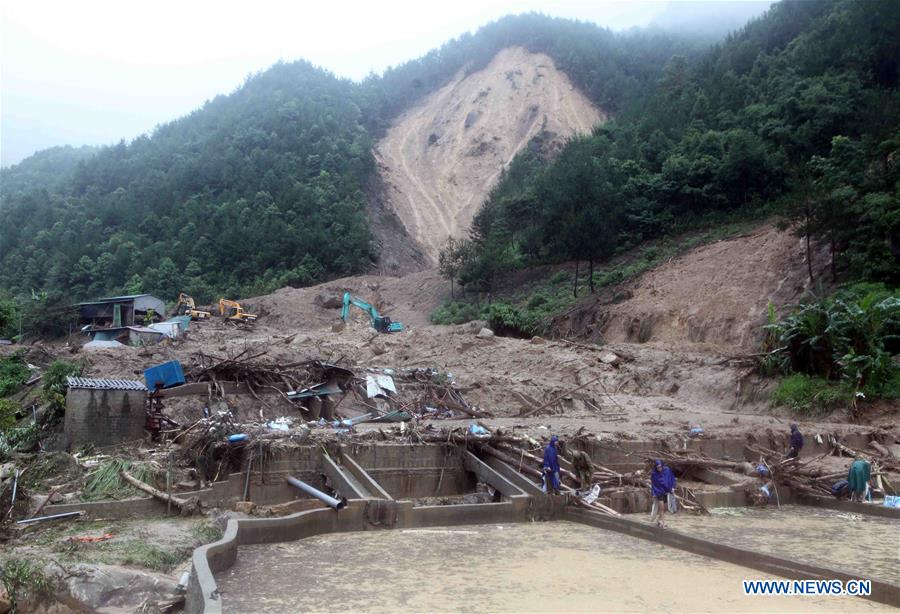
[66,377,147,391]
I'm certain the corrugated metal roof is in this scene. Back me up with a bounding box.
[66,376,147,391]
[76,294,161,306]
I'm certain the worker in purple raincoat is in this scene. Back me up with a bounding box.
[543,435,561,495]
[650,459,676,527]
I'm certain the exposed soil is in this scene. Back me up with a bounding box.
[374,47,604,262]
[552,226,833,351]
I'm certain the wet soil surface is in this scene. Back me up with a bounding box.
[215,521,887,612]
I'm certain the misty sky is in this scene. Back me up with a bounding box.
[1,0,773,168]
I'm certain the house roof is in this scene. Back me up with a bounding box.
[66,376,147,391]
[76,294,162,306]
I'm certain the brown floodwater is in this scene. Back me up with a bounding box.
[215,521,889,613]
[660,504,899,582]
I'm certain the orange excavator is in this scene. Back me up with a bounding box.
[218,299,258,323]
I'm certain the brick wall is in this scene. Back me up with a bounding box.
[64,388,147,450]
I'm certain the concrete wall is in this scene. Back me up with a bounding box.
[64,388,147,450]
[349,444,474,498]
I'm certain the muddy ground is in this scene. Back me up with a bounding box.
[1,224,897,612]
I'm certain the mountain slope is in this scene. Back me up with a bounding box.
[458,0,900,289]
[376,47,603,261]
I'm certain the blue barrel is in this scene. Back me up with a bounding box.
[144,360,186,390]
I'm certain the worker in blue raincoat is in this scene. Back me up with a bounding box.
[787,424,804,458]
[650,459,676,527]
[543,435,561,495]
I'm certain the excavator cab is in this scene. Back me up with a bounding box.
[218,298,258,323]
[175,293,211,320]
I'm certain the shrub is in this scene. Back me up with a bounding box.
[772,374,853,415]
[0,352,30,397]
[765,283,900,396]
[484,303,535,337]
[0,399,21,432]
[430,300,482,325]
[42,360,83,413]
[550,271,568,285]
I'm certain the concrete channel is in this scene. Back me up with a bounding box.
[163,439,900,613]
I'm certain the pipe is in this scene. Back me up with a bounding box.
[17,511,83,524]
[285,476,346,510]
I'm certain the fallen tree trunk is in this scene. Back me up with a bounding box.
[121,471,200,516]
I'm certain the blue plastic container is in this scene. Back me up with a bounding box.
[144,360,185,390]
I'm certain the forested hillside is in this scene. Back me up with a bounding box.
[0,14,696,308]
[2,0,897,325]
[453,0,899,290]
[0,61,374,303]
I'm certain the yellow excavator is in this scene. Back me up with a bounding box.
[218,298,258,323]
[175,293,211,320]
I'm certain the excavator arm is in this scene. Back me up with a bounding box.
[340,293,403,333]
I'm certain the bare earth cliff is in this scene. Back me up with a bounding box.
[375,47,604,261]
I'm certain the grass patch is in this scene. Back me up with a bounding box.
[191,521,224,544]
[55,539,189,573]
[105,541,187,573]
[0,557,55,612]
[772,374,854,415]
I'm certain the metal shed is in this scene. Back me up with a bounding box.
[76,294,166,327]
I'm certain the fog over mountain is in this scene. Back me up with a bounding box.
[1,0,772,167]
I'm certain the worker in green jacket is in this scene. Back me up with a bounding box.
[847,458,871,502]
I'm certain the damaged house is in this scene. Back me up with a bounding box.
[76,294,166,328]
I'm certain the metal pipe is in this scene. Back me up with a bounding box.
[285,476,346,510]
[17,511,84,525]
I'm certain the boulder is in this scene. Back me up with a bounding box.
[475,328,494,339]
[331,320,346,333]
[0,462,15,481]
[598,350,620,366]
[58,563,176,612]
[530,336,546,345]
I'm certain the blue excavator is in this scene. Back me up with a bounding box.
[340,292,403,333]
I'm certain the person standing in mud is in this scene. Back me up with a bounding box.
[847,457,872,502]
[650,459,676,527]
[787,424,804,458]
[570,449,594,491]
[543,435,562,495]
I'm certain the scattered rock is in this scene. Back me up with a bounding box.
[58,563,177,612]
[475,328,494,339]
[232,501,256,514]
[0,462,15,481]
[598,350,620,366]
[530,336,545,345]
